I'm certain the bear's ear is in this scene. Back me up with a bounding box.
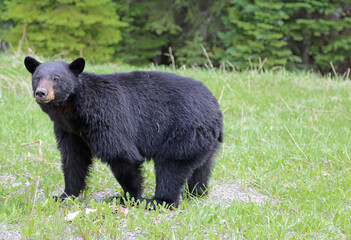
[69,57,85,75]
[24,56,41,74]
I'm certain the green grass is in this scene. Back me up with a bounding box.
[0,54,350,239]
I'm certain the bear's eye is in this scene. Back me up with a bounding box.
[36,77,40,81]
[53,77,60,82]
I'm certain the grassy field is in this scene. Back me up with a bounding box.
[0,54,350,239]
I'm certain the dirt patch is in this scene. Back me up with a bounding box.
[88,180,270,206]
[1,174,269,206]
[208,180,270,205]
[0,224,21,240]
[90,188,117,202]
[0,175,29,188]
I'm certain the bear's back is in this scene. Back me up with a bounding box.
[80,70,219,117]
[103,71,219,120]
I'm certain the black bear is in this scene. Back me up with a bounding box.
[24,56,223,208]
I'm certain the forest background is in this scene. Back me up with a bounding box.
[0,0,351,74]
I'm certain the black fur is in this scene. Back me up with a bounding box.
[24,56,223,208]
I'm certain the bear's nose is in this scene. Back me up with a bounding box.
[35,88,47,98]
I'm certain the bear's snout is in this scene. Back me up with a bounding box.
[34,81,55,103]
[35,88,47,99]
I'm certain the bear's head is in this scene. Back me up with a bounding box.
[24,56,85,104]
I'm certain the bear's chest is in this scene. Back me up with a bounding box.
[44,103,82,134]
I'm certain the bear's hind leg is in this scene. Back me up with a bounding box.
[186,149,216,198]
[110,161,143,201]
[149,160,193,208]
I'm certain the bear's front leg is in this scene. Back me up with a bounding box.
[54,126,92,200]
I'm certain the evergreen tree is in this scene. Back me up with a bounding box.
[171,0,226,66]
[114,0,226,66]
[218,0,292,69]
[283,0,351,73]
[114,0,176,65]
[1,0,350,72]
[1,0,126,62]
